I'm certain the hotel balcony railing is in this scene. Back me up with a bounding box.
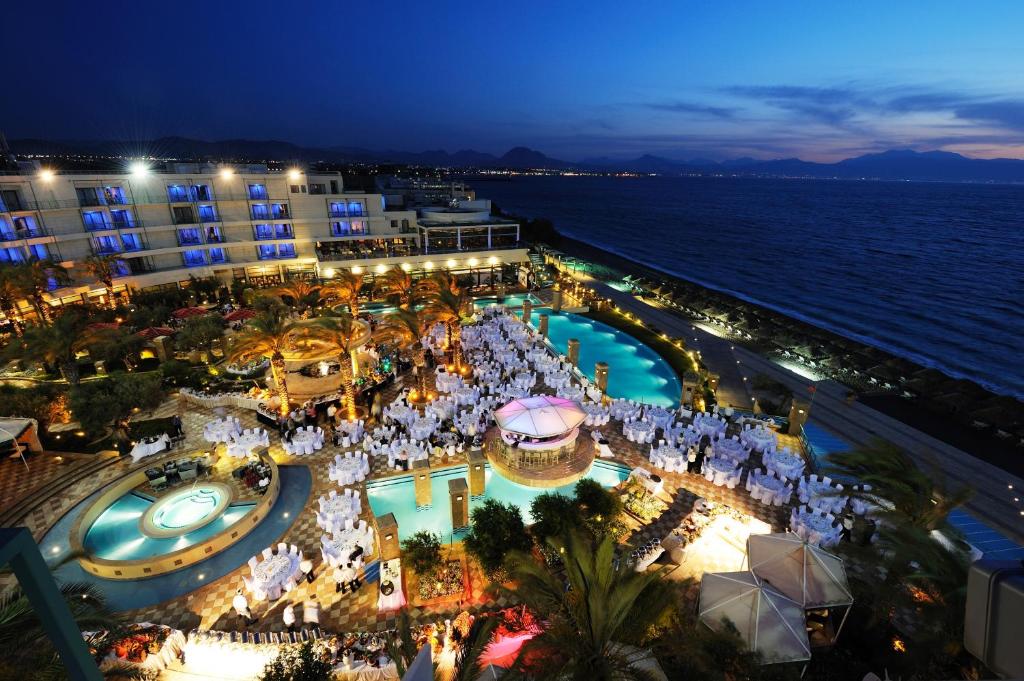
[83,220,115,231]
[315,240,525,262]
[0,227,50,240]
[329,209,367,218]
[93,246,123,256]
[178,237,203,246]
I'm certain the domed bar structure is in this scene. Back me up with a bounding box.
[487,395,594,488]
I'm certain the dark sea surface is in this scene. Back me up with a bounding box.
[480,176,1024,399]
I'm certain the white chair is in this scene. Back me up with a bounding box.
[248,556,259,571]
[261,547,273,560]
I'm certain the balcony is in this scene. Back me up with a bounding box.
[314,239,526,262]
[0,226,49,240]
[178,236,203,246]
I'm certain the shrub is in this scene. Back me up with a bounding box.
[528,492,580,544]
[159,359,192,387]
[258,641,333,681]
[69,372,165,436]
[401,530,443,578]
[174,314,224,352]
[463,499,532,576]
[0,383,66,428]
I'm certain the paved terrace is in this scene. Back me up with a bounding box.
[565,269,1024,546]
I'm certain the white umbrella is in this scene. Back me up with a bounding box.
[746,532,853,609]
[699,571,811,664]
[494,395,585,438]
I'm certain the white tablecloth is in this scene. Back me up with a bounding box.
[251,553,296,590]
[376,559,406,613]
[227,431,268,459]
[713,437,748,461]
[545,371,570,389]
[386,405,415,426]
[645,406,675,431]
[324,528,374,565]
[610,400,642,420]
[409,417,436,441]
[650,446,686,472]
[454,387,477,406]
[204,418,240,444]
[624,420,655,443]
[742,427,777,452]
[330,455,369,484]
[287,429,322,455]
[750,473,786,503]
[765,449,805,479]
[130,434,170,463]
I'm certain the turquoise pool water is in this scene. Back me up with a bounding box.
[473,293,543,310]
[518,307,681,407]
[366,461,630,541]
[152,487,224,530]
[83,491,255,561]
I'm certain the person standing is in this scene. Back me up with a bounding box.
[300,558,315,584]
[282,603,296,633]
[171,414,184,438]
[233,589,256,626]
[335,562,355,594]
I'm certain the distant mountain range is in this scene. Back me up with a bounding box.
[10,137,1024,183]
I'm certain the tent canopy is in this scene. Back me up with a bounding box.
[699,571,811,664]
[746,532,853,609]
[494,395,585,438]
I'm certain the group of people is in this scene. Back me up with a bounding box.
[232,559,365,630]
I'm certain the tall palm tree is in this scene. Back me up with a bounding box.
[82,255,122,308]
[5,308,88,383]
[305,311,366,420]
[270,278,323,314]
[379,268,436,310]
[19,259,71,323]
[426,272,470,356]
[375,307,426,349]
[226,310,308,415]
[494,531,673,680]
[0,266,31,336]
[0,580,147,681]
[322,269,365,317]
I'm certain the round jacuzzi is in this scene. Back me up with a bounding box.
[140,483,233,538]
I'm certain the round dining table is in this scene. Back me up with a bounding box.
[742,427,777,452]
[454,387,477,406]
[409,417,436,441]
[652,446,686,471]
[713,437,748,461]
[765,449,805,479]
[645,406,675,431]
[204,418,240,444]
[624,420,655,442]
[387,404,415,426]
[324,528,373,564]
[227,431,267,459]
[330,456,367,484]
[251,553,296,590]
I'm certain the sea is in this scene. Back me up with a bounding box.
[479,175,1024,399]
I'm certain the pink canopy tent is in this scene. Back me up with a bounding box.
[223,308,257,322]
[493,395,585,438]
[136,326,175,340]
[172,307,211,319]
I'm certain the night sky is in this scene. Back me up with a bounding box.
[7,1,1024,161]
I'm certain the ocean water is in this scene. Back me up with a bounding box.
[481,176,1024,399]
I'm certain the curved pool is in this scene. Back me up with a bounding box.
[520,307,681,407]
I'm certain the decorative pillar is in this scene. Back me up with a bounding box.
[595,362,609,393]
[153,335,174,362]
[681,370,700,407]
[468,449,486,496]
[551,288,563,312]
[522,299,533,325]
[788,399,811,436]
[567,338,580,367]
[538,313,549,338]
[349,348,360,379]
[413,459,431,508]
[448,478,470,530]
[376,513,400,561]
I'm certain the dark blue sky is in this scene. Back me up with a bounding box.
[7,1,1024,161]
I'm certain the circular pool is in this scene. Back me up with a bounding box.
[140,483,233,538]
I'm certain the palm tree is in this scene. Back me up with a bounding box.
[379,268,436,310]
[19,259,70,323]
[5,309,89,383]
[0,266,30,336]
[375,307,425,349]
[305,311,366,420]
[0,580,147,681]
[226,310,308,415]
[82,255,122,308]
[824,440,972,533]
[270,278,323,314]
[322,269,365,317]
[451,616,501,681]
[425,272,470,357]
[494,531,674,680]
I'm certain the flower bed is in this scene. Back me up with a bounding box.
[417,560,464,601]
[224,357,269,376]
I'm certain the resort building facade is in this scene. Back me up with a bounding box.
[0,164,527,312]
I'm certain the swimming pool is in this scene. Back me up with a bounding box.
[473,293,543,310]
[518,307,681,407]
[366,460,630,541]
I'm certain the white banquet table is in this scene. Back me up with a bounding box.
[130,434,170,463]
[329,456,368,484]
[324,528,374,564]
[742,427,777,453]
[251,553,296,590]
[713,437,748,461]
[409,417,436,441]
[386,404,415,426]
[645,406,674,431]
[288,429,322,455]
[454,387,477,406]
[624,420,656,443]
[204,418,240,444]
[227,431,267,459]
[705,456,739,486]
[651,446,686,472]
[765,449,805,479]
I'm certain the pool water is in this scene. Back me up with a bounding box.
[366,460,630,541]
[518,307,681,407]
[473,293,543,310]
[84,491,255,561]
[152,487,223,530]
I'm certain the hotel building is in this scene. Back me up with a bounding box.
[0,163,527,313]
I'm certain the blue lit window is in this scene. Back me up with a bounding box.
[110,209,134,228]
[121,233,143,251]
[167,185,189,202]
[277,243,296,258]
[209,247,227,263]
[254,224,274,240]
[182,250,207,267]
[28,244,50,260]
[205,225,223,242]
[329,202,346,217]
[257,244,276,260]
[178,228,202,245]
[251,204,270,220]
[0,247,25,263]
[13,216,41,237]
[0,219,15,240]
[271,203,289,219]
[46,275,58,291]
[274,224,293,239]
[331,221,350,236]
[113,260,131,276]
[348,201,365,216]
[248,184,268,200]
[190,184,213,201]
[103,186,127,205]
[83,211,110,231]
[198,205,218,221]
[95,236,121,254]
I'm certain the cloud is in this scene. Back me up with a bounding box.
[720,84,874,132]
[645,101,737,119]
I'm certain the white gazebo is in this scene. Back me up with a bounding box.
[698,571,811,665]
[746,532,854,644]
[489,396,591,487]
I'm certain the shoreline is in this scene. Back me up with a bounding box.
[539,231,1024,475]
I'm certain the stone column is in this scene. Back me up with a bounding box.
[449,478,470,530]
[595,362,609,393]
[376,513,400,561]
[413,459,431,507]
[551,289,563,312]
[522,299,533,325]
[538,313,549,338]
[567,338,580,367]
[468,449,486,496]
[787,399,811,436]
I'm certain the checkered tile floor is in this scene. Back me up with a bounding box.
[2,362,808,635]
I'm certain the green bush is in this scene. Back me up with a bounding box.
[69,372,165,436]
[400,530,443,578]
[528,492,580,544]
[0,383,64,427]
[258,641,333,681]
[463,499,532,575]
[174,314,224,352]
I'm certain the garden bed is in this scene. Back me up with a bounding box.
[415,559,467,603]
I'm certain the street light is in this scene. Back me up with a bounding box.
[38,169,55,182]
[129,161,149,177]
